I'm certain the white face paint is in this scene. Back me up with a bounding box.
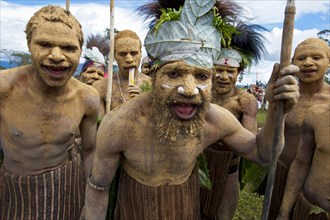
[177,85,199,95]
[196,84,208,91]
[178,86,185,94]
[162,83,172,89]
[194,87,199,94]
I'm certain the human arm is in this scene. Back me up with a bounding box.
[219,64,299,164]
[92,78,106,118]
[84,112,122,219]
[276,110,315,219]
[241,96,258,134]
[80,88,100,177]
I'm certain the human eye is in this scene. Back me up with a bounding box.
[86,68,96,74]
[312,55,321,60]
[39,41,52,48]
[167,71,181,79]
[195,72,209,81]
[131,51,139,56]
[62,45,77,52]
[297,56,306,61]
[119,52,126,57]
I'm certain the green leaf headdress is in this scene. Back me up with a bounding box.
[143,0,222,69]
[215,22,268,70]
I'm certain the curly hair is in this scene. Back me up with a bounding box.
[25,5,84,48]
[114,30,142,49]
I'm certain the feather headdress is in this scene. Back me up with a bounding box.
[215,22,268,70]
[83,46,106,66]
[137,0,242,29]
[138,0,267,70]
[140,0,226,69]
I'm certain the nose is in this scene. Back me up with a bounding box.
[218,71,229,80]
[303,57,314,66]
[125,54,133,63]
[49,47,65,63]
[179,75,199,97]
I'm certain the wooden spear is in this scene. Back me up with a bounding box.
[261,1,296,219]
[106,0,115,113]
[66,0,70,12]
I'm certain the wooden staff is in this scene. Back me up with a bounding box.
[261,1,296,219]
[66,0,70,12]
[106,0,115,113]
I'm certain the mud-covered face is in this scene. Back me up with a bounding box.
[114,37,142,76]
[141,63,150,75]
[79,63,105,85]
[213,65,239,94]
[28,21,81,88]
[153,61,212,120]
[153,62,212,143]
[152,61,212,142]
[292,42,329,83]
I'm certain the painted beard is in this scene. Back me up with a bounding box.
[152,86,211,144]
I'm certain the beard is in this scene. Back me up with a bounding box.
[152,86,211,145]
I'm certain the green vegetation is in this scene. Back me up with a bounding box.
[257,109,267,128]
[234,109,268,219]
[234,189,264,220]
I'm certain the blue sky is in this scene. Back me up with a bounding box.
[1,0,329,85]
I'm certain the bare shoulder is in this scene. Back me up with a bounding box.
[102,92,151,127]
[0,65,33,94]
[70,78,100,111]
[305,103,329,123]
[206,103,240,127]
[92,77,107,97]
[237,89,257,107]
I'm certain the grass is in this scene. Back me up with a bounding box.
[233,109,268,219]
[234,189,264,220]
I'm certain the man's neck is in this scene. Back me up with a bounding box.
[299,79,327,96]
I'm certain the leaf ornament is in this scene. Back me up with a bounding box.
[144,0,221,69]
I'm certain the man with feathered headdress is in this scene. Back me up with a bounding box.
[83,0,299,219]
[139,1,267,219]
[200,21,268,219]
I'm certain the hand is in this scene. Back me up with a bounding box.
[128,84,142,98]
[265,63,299,113]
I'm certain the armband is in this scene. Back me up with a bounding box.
[87,175,111,191]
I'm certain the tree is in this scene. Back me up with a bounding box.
[317,29,330,46]
[1,49,31,67]
[317,30,330,84]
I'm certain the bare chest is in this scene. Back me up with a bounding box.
[1,89,84,146]
[124,138,203,175]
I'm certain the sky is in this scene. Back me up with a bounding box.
[0,0,329,85]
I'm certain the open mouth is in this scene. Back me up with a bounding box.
[301,69,317,77]
[172,103,198,120]
[216,81,230,88]
[43,65,69,78]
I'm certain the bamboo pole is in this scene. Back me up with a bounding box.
[66,0,70,12]
[261,1,296,219]
[106,0,115,113]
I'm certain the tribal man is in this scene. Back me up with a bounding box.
[92,30,151,115]
[200,21,267,220]
[0,5,99,220]
[268,38,330,219]
[83,0,299,219]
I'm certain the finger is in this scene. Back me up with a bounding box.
[274,75,297,89]
[267,63,280,85]
[273,91,299,101]
[279,64,299,77]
